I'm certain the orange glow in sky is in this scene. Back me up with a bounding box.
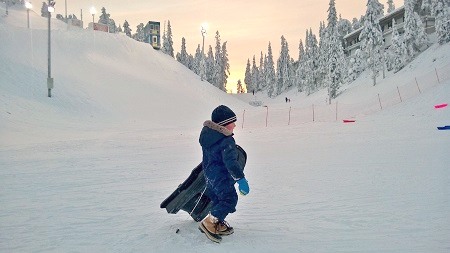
[64,1,401,93]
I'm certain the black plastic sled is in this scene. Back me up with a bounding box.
[160,145,247,221]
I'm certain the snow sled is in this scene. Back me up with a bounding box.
[160,145,247,222]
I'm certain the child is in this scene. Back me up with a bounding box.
[198,105,250,243]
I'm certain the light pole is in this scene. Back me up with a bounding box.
[25,1,32,29]
[89,6,96,30]
[47,0,55,98]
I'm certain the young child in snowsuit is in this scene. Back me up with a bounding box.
[198,105,250,243]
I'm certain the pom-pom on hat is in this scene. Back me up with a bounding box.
[211,105,237,126]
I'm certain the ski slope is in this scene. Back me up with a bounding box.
[1,5,450,253]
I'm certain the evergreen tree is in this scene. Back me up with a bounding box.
[221,41,230,92]
[258,52,265,92]
[389,19,408,72]
[117,24,123,33]
[265,42,277,98]
[276,35,291,95]
[41,2,49,17]
[135,23,145,42]
[387,0,395,13]
[404,0,428,59]
[193,45,202,75]
[325,0,347,102]
[251,55,259,94]
[434,0,450,44]
[213,31,223,89]
[304,29,320,94]
[206,46,215,84]
[98,7,117,33]
[295,39,305,92]
[236,80,245,93]
[162,20,174,58]
[244,59,252,92]
[359,0,384,85]
[123,20,132,37]
[177,37,189,67]
[352,17,362,30]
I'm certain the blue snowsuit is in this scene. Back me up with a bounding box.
[199,120,245,221]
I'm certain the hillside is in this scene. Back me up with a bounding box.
[1,5,450,253]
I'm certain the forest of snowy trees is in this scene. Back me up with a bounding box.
[243,0,449,102]
[40,0,449,97]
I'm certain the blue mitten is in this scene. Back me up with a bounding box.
[236,178,250,195]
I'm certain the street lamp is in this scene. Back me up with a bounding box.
[25,1,32,29]
[89,6,96,30]
[47,0,55,98]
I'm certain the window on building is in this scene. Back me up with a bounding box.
[150,24,154,30]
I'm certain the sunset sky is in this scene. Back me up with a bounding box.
[52,0,401,92]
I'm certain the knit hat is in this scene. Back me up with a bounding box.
[211,105,237,126]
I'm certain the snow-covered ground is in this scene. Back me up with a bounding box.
[1,5,450,253]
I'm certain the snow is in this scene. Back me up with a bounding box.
[1,5,450,253]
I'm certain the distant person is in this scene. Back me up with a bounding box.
[252,90,255,95]
[198,105,250,243]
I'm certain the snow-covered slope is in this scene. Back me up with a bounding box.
[1,5,450,253]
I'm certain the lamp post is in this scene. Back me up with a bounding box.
[25,1,32,29]
[47,0,55,98]
[200,23,207,81]
[89,6,96,30]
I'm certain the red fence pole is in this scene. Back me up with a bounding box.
[335,101,338,121]
[242,110,245,129]
[378,94,383,110]
[415,77,422,93]
[265,106,268,127]
[288,106,291,125]
[435,68,440,84]
[397,86,402,102]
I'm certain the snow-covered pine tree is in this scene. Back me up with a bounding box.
[317,21,328,88]
[387,0,395,13]
[258,52,265,92]
[135,23,145,42]
[41,2,49,17]
[325,0,347,102]
[404,0,427,59]
[193,45,202,75]
[359,0,384,86]
[265,42,277,98]
[162,20,175,58]
[434,0,450,44]
[117,24,123,33]
[123,20,132,37]
[221,41,230,92]
[389,19,408,72]
[352,17,362,30]
[296,39,305,92]
[244,59,252,92]
[304,29,320,94]
[99,7,109,25]
[251,55,259,95]
[236,80,245,93]
[206,46,215,84]
[177,37,189,68]
[213,31,223,90]
[276,35,291,95]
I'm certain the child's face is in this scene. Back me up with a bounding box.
[225,122,236,132]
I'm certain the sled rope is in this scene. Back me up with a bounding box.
[189,186,207,216]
